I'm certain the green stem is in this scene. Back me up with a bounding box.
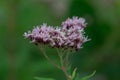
[39,45,61,69]
[40,46,73,80]
[57,48,72,80]
[62,66,72,80]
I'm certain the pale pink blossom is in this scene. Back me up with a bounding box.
[24,17,89,51]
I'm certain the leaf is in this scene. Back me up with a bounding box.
[34,77,55,80]
[71,68,77,79]
[80,71,96,80]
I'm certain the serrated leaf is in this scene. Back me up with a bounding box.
[34,77,55,80]
[80,71,96,80]
[71,68,77,79]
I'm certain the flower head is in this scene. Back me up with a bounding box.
[62,16,87,31]
[24,24,53,45]
[24,17,89,51]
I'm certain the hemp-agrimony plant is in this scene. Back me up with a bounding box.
[24,17,95,80]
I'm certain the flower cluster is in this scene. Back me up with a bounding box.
[24,17,89,51]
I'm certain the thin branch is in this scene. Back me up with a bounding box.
[57,48,72,80]
[39,45,61,69]
[65,52,69,67]
[57,48,63,67]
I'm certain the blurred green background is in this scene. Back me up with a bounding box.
[0,0,120,80]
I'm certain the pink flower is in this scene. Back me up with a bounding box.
[62,16,86,31]
[24,16,89,51]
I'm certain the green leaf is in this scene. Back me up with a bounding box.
[71,68,77,79]
[80,71,96,80]
[34,77,55,80]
